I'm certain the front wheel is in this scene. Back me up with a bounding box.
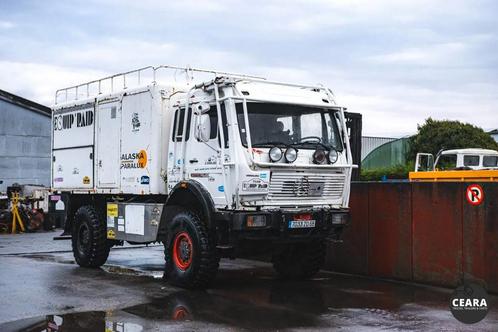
[164,207,219,289]
[272,240,326,280]
[71,205,111,267]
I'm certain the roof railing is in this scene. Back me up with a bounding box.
[54,65,266,105]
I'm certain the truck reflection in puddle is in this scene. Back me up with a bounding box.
[14,284,326,331]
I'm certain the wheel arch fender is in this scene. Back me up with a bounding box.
[163,180,216,230]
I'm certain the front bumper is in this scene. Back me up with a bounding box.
[217,208,350,243]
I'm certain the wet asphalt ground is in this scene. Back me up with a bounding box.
[0,232,497,331]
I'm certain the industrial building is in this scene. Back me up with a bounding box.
[0,89,51,192]
[489,129,498,142]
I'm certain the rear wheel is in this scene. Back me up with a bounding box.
[164,207,219,289]
[272,240,326,279]
[71,205,110,267]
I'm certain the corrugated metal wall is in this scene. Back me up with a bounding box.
[361,136,396,160]
[362,137,410,169]
[0,99,51,192]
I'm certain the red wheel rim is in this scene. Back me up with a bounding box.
[172,306,189,320]
[172,232,193,270]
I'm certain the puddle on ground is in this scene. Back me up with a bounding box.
[0,288,327,331]
[0,276,466,332]
[2,255,496,331]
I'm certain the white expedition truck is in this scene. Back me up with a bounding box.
[50,66,355,288]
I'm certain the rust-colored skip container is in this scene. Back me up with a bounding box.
[325,182,498,294]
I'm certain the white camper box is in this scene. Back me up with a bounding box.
[52,85,171,194]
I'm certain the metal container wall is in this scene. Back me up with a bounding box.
[462,183,498,293]
[412,182,463,287]
[325,182,369,275]
[325,182,497,294]
[368,183,412,280]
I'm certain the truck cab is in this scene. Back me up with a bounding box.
[415,148,498,172]
[50,66,355,288]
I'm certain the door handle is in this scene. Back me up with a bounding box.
[189,158,199,164]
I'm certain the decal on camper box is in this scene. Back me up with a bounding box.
[132,112,141,132]
[120,150,148,169]
[140,175,150,184]
[53,110,94,131]
[82,176,90,184]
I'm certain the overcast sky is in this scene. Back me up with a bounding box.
[1,0,497,136]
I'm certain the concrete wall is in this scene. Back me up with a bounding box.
[0,99,51,192]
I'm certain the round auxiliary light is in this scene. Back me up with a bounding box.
[328,148,339,164]
[284,147,298,163]
[313,149,327,165]
[269,146,283,162]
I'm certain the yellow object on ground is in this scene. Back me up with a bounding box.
[11,192,25,233]
[409,170,498,182]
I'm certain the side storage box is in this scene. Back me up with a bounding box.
[106,202,163,242]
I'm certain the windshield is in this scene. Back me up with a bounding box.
[236,102,343,151]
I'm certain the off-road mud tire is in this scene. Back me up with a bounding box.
[72,205,110,267]
[164,206,219,289]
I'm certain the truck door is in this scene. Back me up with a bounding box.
[96,100,121,188]
[169,105,226,206]
[184,106,226,206]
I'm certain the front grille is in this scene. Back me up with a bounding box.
[267,171,345,203]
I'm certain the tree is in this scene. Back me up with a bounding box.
[408,118,498,161]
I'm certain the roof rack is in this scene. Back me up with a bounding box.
[54,65,266,105]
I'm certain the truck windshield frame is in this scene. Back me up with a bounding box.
[235,102,344,152]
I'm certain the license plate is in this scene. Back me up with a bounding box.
[288,220,316,228]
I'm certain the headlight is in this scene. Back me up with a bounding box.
[313,149,327,164]
[328,148,338,164]
[284,147,298,163]
[269,146,283,162]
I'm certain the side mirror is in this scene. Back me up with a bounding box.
[195,114,211,142]
[195,102,210,114]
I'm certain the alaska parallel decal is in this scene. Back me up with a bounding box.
[121,150,148,169]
